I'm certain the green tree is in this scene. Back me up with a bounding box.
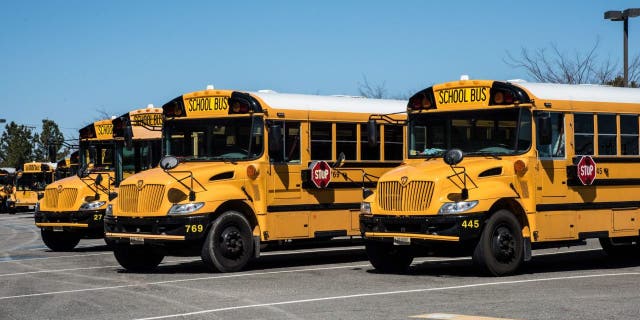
[32,119,69,162]
[0,122,35,169]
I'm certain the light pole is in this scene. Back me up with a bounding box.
[605,8,640,87]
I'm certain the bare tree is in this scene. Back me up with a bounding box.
[358,75,388,99]
[504,40,639,86]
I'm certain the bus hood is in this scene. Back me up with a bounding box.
[115,161,247,217]
[120,162,241,189]
[40,173,115,212]
[372,157,521,215]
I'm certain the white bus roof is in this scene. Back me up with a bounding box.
[250,91,407,114]
[513,82,640,104]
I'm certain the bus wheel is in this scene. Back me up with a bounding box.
[599,237,639,258]
[113,244,164,272]
[472,209,523,276]
[201,211,254,273]
[365,240,413,273]
[41,230,81,251]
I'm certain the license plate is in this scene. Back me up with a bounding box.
[53,227,63,232]
[129,237,145,245]
[393,236,411,246]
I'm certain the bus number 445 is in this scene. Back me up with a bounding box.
[461,219,479,228]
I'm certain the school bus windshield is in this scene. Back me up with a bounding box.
[409,108,531,157]
[79,140,116,171]
[16,172,53,191]
[165,116,264,161]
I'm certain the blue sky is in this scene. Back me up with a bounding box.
[1,1,639,141]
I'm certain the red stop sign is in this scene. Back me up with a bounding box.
[310,161,331,188]
[577,156,596,185]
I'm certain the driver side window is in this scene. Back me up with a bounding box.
[269,121,300,163]
[536,112,565,158]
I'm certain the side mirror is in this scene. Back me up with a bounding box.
[443,149,464,166]
[268,125,283,158]
[124,122,134,149]
[367,120,378,147]
[95,173,103,186]
[538,114,552,145]
[334,152,346,168]
[159,155,179,170]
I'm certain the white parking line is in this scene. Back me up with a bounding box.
[0,252,112,263]
[0,264,371,301]
[134,272,640,320]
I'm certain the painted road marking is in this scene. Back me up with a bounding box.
[411,313,517,320]
[133,272,640,320]
[0,264,372,301]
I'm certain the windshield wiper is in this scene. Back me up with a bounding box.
[465,151,502,160]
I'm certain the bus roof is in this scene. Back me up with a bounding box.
[513,82,640,104]
[250,91,407,114]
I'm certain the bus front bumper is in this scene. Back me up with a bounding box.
[359,213,487,243]
[104,214,211,244]
[35,210,105,232]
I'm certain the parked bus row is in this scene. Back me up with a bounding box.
[26,78,640,276]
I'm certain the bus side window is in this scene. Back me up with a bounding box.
[536,112,565,158]
[269,121,300,163]
[310,122,332,160]
[574,113,594,155]
[384,125,403,160]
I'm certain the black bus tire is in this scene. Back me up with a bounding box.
[113,244,164,272]
[201,211,254,273]
[41,229,81,252]
[472,209,523,276]
[365,240,413,273]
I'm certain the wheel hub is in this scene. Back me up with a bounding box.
[220,227,244,257]
[492,226,515,263]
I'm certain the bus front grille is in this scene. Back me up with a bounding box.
[118,184,165,213]
[377,181,434,212]
[44,188,78,210]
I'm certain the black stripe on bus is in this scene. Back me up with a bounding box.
[566,178,640,187]
[536,201,640,212]
[571,156,640,164]
[305,161,402,168]
[267,203,361,213]
[301,181,378,189]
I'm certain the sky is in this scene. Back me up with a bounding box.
[1,1,640,142]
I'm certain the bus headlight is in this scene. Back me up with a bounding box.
[105,204,113,217]
[438,200,479,215]
[80,201,106,211]
[360,202,371,214]
[168,202,205,215]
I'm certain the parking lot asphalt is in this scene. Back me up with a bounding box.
[1,212,640,320]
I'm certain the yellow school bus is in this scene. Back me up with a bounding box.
[104,89,406,272]
[35,107,163,251]
[11,162,57,212]
[0,167,16,213]
[360,79,640,276]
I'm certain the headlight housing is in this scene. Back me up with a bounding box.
[438,200,479,215]
[168,202,205,215]
[360,202,371,214]
[105,204,113,217]
[79,201,106,211]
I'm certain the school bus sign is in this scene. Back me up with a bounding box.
[577,156,596,186]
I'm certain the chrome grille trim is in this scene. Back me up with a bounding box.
[377,181,434,211]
